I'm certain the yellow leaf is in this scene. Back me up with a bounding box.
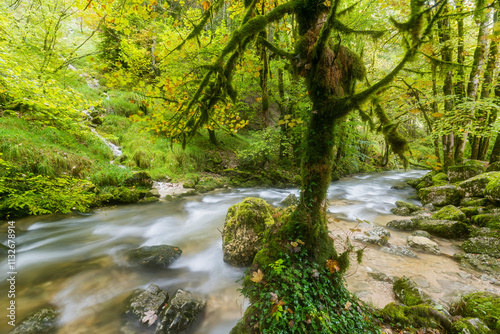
[250,269,264,283]
[326,259,340,274]
[432,112,443,118]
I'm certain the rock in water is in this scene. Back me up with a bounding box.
[155,290,206,334]
[124,284,169,320]
[127,245,182,269]
[222,197,275,266]
[406,236,440,255]
[10,307,57,334]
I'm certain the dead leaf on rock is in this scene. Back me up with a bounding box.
[141,310,157,327]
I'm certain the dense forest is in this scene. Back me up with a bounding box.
[1,0,500,333]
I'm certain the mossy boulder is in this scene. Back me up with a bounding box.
[462,237,500,258]
[393,276,434,306]
[391,201,422,216]
[280,193,299,207]
[412,230,431,238]
[460,197,490,207]
[471,213,500,228]
[222,197,275,266]
[127,245,182,269]
[419,185,460,207]
[448,161,486,183]
[386,219,416,230]
[378,303,450,330]
[460,207,480,218]
[354,227,390,246]
[416,219,470,239]
[450,317,492,334]
[123,284,169,324]
[484,173,500,204]
[10,307,58,334]
[455,253,500,274]
[155,289,206,334]
[110,187,142,204]
[407,235,440,254]
[431,205,466,222]
[458,172,500,198]
[451,292,500,332]
[408,171,434,190]
[487,161,500,172]
[124,171,153,189]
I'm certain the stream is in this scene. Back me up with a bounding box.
[1,170,499,333]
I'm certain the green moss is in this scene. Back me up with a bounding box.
[451,292,500,331]
[462,237,500,258]
[419,185,460,207]
[416,220,470,239]
[484,174,500,203]
[378,303,448,330]
[431,205,466,222]
[448,161,486,183]
[393,276,431,306]
[450,317,491,334]
[471,213,500,228]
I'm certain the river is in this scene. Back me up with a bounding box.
[1,170,498,333]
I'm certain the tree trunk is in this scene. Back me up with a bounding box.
[208,129,218,146]
[491,134,500,163]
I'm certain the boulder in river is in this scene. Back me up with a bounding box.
[393,275,434,306]
[461,237,500,258]
[458,172,500,198]
[431,205,467,222]
[124,284,169,321]
[124,171,154,189]
[354,227,390,246]
[392,201,422,214]
[381,244,417,258]
[155,289,206,334]
[460,197,490,207]
[222,197,275,266]
[470,212,500,228]
[386,219,416,231]
[10,307,58,334]
[455,253,500,275]
[447,160,486,183]
[416,219,470,239]
[406,235,440,255]
[127,245,182,269]
[419,185,461,207]
[484,173,500,204]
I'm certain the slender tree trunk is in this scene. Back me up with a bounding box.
[453,0,467,163]
[491,134,500,163]
[431,59,442,164]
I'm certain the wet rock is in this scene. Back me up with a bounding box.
[222,197,275,266]
[393,275,433,306]
[127,245,182,269]
[419,185,460,207]
[124,284,169,322]
[450,317,491,334]
[412,230,431,238]
[391,184,407,190]
[10,307,58,334]
[450,292,500,332]
[484,173,500,204]
[381,244,417,258]
[356,227,391,245]
[458,172,500,198]
[416,220,470,239]
[461,237,500,258]
[391,206,411,216]
[407,236,440,255]
[155,289,206,334]
[149,188,161,198]
[447,161,486,183]
[455,253,500,275]
[124,171,154,189]
[487,161,500,172]
[368,271,394,283]
[395,201,422,213]
[386,219,415,230]
[431,205,466,222]
[408,171,433,190]
[280,193,299,207]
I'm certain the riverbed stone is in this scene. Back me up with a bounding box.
[222,197,275,266]
[461,237,500,258]
[447,161,486,183]
[455,253,500,275]
[419,185,460,207]
[412,230,431,238]
[386,219,415,230]
[124,284,169,321]
[127,245,182,269]
[280,193,299,207]
[381,244,417,258]
[354,229,389,246]
[416,219,470,239]
[393,275,433,306]
[10,307,58,334]
[431,205,466,222]
[484,173,500,204]
[124,171,154,189]
[407,236,440,255]
[155,289,206,334]
[390,206,411,216]
[458,172,500,198]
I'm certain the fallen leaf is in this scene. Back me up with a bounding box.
[250,269,264,283]
[141,310,157,327]
[326,259,340,274]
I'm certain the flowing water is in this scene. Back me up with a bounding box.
[1,170,499,333]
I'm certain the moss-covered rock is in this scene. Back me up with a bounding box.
[386,219,416,230]
[412,230,431,238]
[450,317,492,334]
[460,207,480,218]
[155,289,206,334]
[393,276,433,306]
[431,205,467,222]
[127,245,182,269]
[455,253,500,274]
[419,185,460,207]
[354,227,390,246]
[10,307,58,334]
[123,171,153,189]
[222,197,275,266]
[416,219,470,239]
[408,171,434,190]
[471,213,500,228]
[280,193,299,207]
[458,172,500,198]
[395,201,422,212]
[378,303,451,331]
[487,161,500,172]
[484,173,500,204]
[448,161,486,183]
[407,235,440,254]
[432,172,449,184]
[460,197,490,207]
[462,237,500,258]
[110,187,141,204]
[124,284,169,322]
[451,292,500,332]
